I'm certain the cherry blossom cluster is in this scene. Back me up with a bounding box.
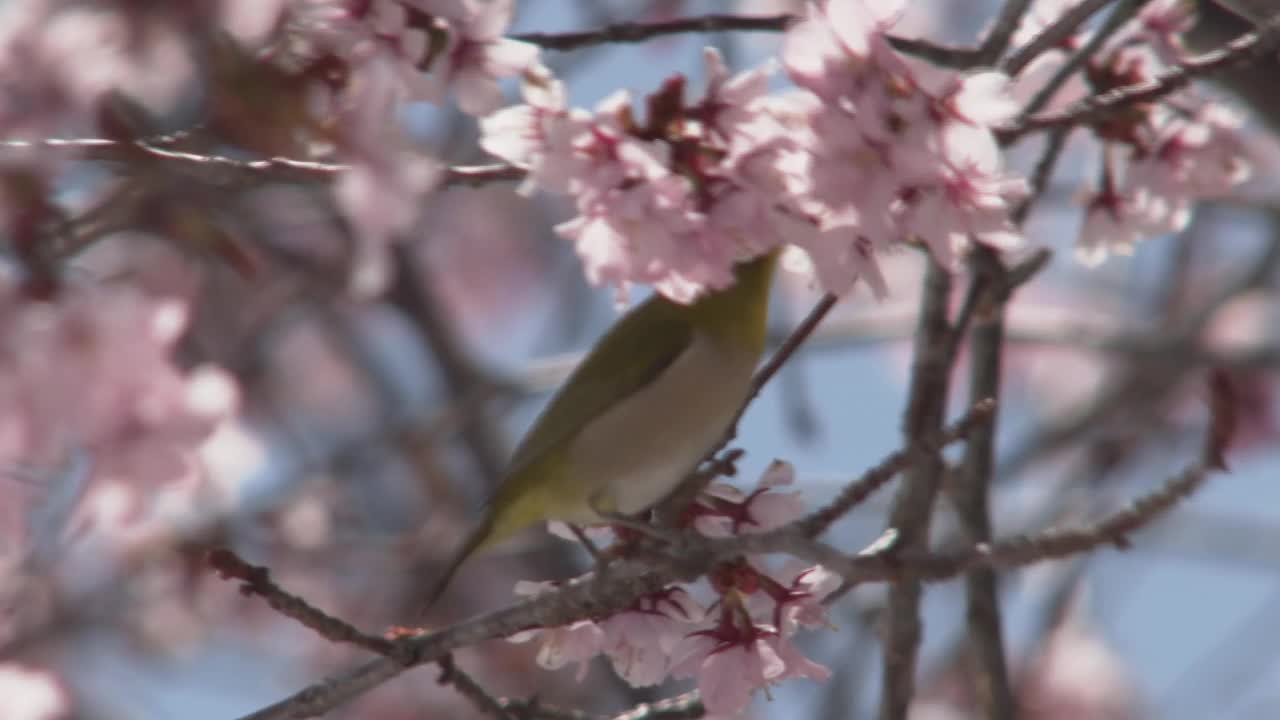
[0,278,236,558]
[0,0,204,295]
[481,48,807,304]
[1036,0,1255,264]
[479,0,1029,303]
[278,0,539,117]
[508,462,839,715]
[779,0,1028,296]
[259,0,541,292]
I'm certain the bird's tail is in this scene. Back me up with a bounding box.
[419,514,495,616]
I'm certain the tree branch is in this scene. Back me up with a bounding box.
[1001,0,1116,75]
[952,248,1016,720]
[975,0,1036,66]
[232,368,1232,720]
[510,13,983,68]
[796,398,997,539]
[1018,0,1154,120]
[207,549,396,656]
[880,258,956,720]
[0,137,523,189]
[511,13,793,50]
[437,655,516,720]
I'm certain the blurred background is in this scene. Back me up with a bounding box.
[4,1,1280,718]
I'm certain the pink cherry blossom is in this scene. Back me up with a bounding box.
[0,281,236,556]
[1127,104,1252,202]
[409,0,539,115]
[483,64,801,303]
[771,563,842,633]
[0,665,65,720]
[697,48,777,149]
[897,122,1027,269]
[508,581,606,681]
[768,633,832,684]
[694,460,806,538]
[671,595,831,716]
[1075,183,1152,266]
[783,0,903,97]
[599,588,705,687]
[329,51,442,294]
[1057,9,1252,266]
[1133,0,1196,64]
[778,0,1027,290]
[672,632,786,715]
[478,66,582,194]
[507,619,606,681]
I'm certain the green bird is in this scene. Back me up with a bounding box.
[425,251,778,606]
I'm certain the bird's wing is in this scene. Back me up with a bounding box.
[504,295,694,476]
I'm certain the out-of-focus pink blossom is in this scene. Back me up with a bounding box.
[1020,587,1140,719]
[1075,183,1152,266]
[1134,0,1196,63]
[410,0,538,115]
[267,0,543,295]
[328,52,442,295]
[0,281,237,555]
[0,2,193,136]
[1127,105,1252,204]
[1059,10,1252,266]
[0,665,65,720]
[1073,98,1252,267]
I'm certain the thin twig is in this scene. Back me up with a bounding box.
[1018,0,1153,120]
[0,137,524,189]
[387,244,508,485]
[511,13,792,50]
[207,549,396,656]
[511,13,981,68]
[941,269,989,369]
[1000,14,1280,142]
[1010,127,1071,222]
[1002,0,1117,75]
[749,455,1225,589]
[749,293,839,398]
[437,655,516,720]
[975,0,1036,66]
[654,293,839,525]
[796,398,997,539]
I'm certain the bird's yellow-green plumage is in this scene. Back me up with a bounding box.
[425,251,777,606]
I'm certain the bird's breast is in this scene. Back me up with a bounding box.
[564,331,757,518]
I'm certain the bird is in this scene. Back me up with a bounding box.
[423,250,778,607]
